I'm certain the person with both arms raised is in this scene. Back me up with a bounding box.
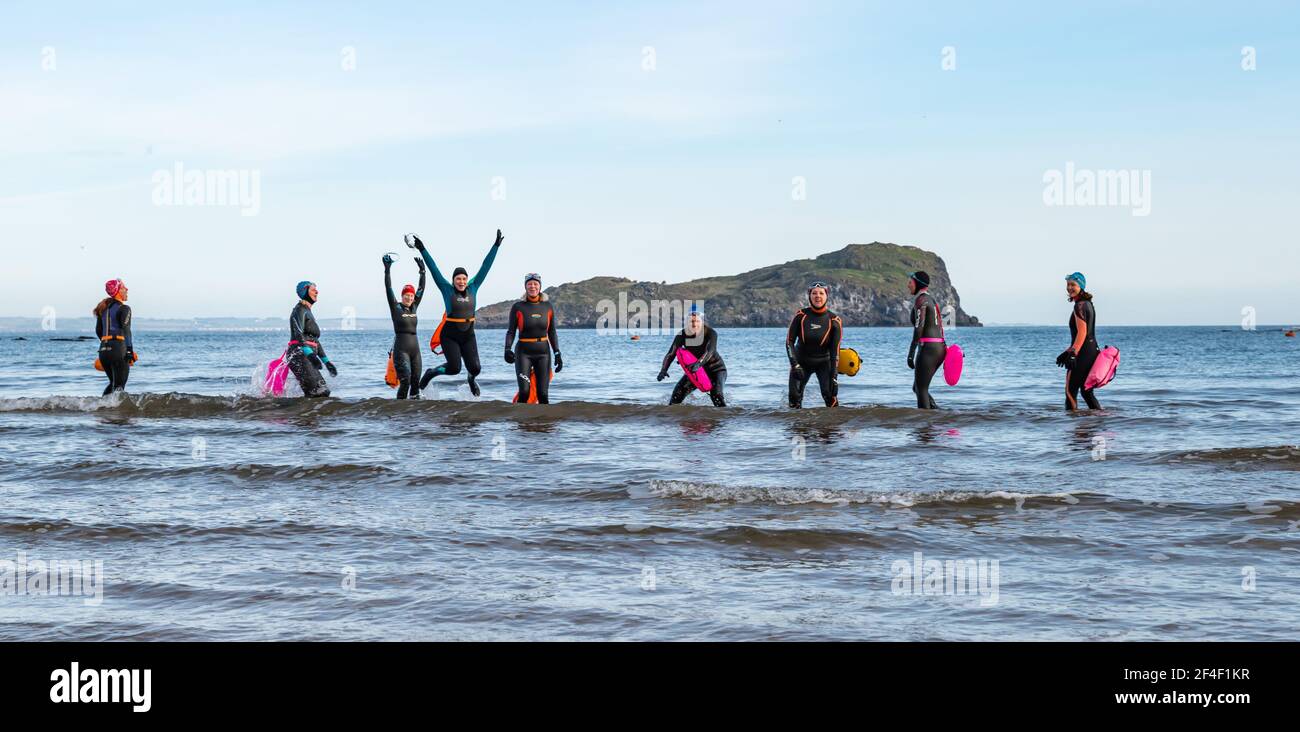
[412,230,502,397]
[787,281,842,408]
[504,272,563,404]
[383,252,426,399]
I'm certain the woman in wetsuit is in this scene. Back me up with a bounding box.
[413,230,502,396]
[907,271,945,409]
[658,306,727,406]
[1058,271,1102,411]
[384,253,426,399]
[787,282,842,408]
[94,278,135,395]
[288,281,337,398]
[504,273,563,404]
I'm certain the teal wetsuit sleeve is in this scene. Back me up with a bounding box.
[469,242,500,295]
[418,247,453,308]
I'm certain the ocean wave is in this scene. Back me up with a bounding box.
[637,479,1089,507]
[1153,445,1300,470]
[0,391,1030,425]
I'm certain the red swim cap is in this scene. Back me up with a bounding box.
[105,279,125,297]
[402,284,416,296]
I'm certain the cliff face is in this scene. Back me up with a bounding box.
[476,242,980,328]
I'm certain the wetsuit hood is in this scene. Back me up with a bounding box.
[910,271,931,289]
[296,281,316,303]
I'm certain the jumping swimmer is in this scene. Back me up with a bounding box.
[658,305,727,407]
[288,281,336,398]
[94,278,134,395]
[906,271,945,409]
[787,282,842,408]
[504,273,563,404]
[384,254,426,399]
[413,230,502,396]
[1058,272,1102,410]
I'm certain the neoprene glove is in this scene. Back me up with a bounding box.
[656,370,668,382]
[325,360,338,377]
[383,254,395,267]
[907,355,915,370]
[410,234,425,250]
[1055,349,1076,369]
[554,352,563,372]
[494,229,504,247]
[504,348,515,364]
[415,257,425,272]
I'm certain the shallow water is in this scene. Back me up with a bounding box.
[1,325,1297,640]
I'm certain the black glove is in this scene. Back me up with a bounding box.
[414,257,425,272]
[494,229,504,247]
[383,254,394,267]
[791,362,805,377]
[554,352,563,372]
[656,370,668,382]
[325,361,338,377]
[504,348,515,364]
[1055,349,1076,369]
[907,355,915,370]
[127,348,137,364]
[410,234,425,250]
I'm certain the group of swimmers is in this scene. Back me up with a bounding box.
[91,234,1106,411]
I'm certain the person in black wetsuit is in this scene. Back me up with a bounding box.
[1058,271,1102,411]
[384,253,426,399]
[413,231,501,396]
[504,273,563,404]
[907,271,946,409]
[94,278,135,395]
[658,306,726,406]
[288,281,337,398]
[787,282,842,408]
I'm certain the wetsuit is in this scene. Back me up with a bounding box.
[660,326,727,406]
[1064,297,1101,410]
[505,296,560,404]
[907,290,945,409]
[385,262,425,399]
[288,301,331,398]
[787,306,842,407]
[416,237,499,392]
[94,298,133,395]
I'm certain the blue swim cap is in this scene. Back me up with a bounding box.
[689,302,703,316]
[1065,272,1086,291]
[296,281,314,299]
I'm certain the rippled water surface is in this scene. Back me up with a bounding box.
[1,325,1297,640]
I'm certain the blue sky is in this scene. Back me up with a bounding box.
[1,1,1296,324]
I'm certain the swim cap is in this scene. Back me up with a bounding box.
[296,281,315,301]
[689,302,704,317]
[910,271,931,288]
[402,284,416,297]
[104,279,125,297]
[524,273,542,286]
[452,267,468,279]
[1065,272,1086,290]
